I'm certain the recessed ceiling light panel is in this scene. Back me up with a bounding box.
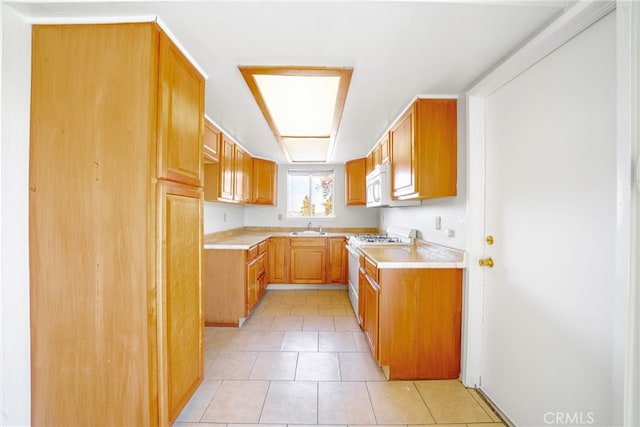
[239,66,352,163]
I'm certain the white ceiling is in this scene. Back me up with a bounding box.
[7,0,568,164]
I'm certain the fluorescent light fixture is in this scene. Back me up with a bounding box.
[239,66,353,163]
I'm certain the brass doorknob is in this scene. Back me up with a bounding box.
[478,257,494,268]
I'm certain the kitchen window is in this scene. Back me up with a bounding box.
[287,170,335,218]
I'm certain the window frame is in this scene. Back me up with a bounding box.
[286,169,336,219]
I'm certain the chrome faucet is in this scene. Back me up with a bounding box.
[307,222,312,231]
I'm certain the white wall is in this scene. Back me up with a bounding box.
[203,201,245,233]
[0,5,31,425]
[377,101,467,250]
[243,163,378,229]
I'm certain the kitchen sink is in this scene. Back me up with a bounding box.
[289,231,327,236]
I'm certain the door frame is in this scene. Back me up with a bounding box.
[462,1,638,424]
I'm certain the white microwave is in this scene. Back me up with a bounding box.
[366,164,420,208]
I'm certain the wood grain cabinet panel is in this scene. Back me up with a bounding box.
[159,183,204,422]
[345,158,366,206]
[290,237,327,284]
[234,146,247,203]
[253,158,278,205]
[204,118,221,162]
[390,98,457,200]
[158,34,204,187]
[328,237,348,284]
[269,237,290,283]
[363,272,380,359]
[29,23,204,426]
[218,136,236,202]
[204,241,268,326]
[377,268,462,380]
[379,133,390,165]
[204,250,246,325]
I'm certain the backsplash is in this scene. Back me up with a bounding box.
[378,197,467,250]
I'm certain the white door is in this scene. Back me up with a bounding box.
[480,12,617,426]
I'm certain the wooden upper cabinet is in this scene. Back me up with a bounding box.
[253,158,278,205]
[219,135,236,202]
[379,133,390,165]
[372,144,381,168]
[157,33,204,187]
[390,98,457,200]
[243,152,253,204]
[345,158,366,206]
[365,151,374,176]
[234,147,248,203]
[203,119,220,162]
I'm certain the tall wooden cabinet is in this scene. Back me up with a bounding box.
[29,23,204,426]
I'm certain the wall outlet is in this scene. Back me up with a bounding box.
[223,213,227,222]
[435,216,442,230]
[446,228,455,238]
[278,213,283,220]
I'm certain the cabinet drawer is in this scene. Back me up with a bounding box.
[364,256,378,283]
[258,240,268,255]
[248,245,258,260]
[289,237,326,247]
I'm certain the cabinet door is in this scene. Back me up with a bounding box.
[328,237,347,284]
[379,134,390,165]
[246,257,259,314]
[290,247,327,284]
[158,182,203,423]
[244,153,253,204]
[363,273,379,359]
[158,33,204,187]
[366,151,374,176]
[234,147,246,203]
[219,136,235,201]
[253,158,278,205]
[204,119,220,162]
[345,158,366,206]
[390,107,415,198]
[269,237,290,283]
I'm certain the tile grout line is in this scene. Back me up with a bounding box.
[412,380,438,425]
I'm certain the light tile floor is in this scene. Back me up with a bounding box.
[174,289,505,427]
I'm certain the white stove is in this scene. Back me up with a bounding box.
[346,226,416,322]
[347,226,416,248]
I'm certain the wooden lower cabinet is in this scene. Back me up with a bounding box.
[204,240,268,326]
[328,237,348,284]
[378,268,463,379]
[269,236,290,283]
[160,183,204,422]
[290,238,327,284]
[363,272,380,360]
[359,253,462,380]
